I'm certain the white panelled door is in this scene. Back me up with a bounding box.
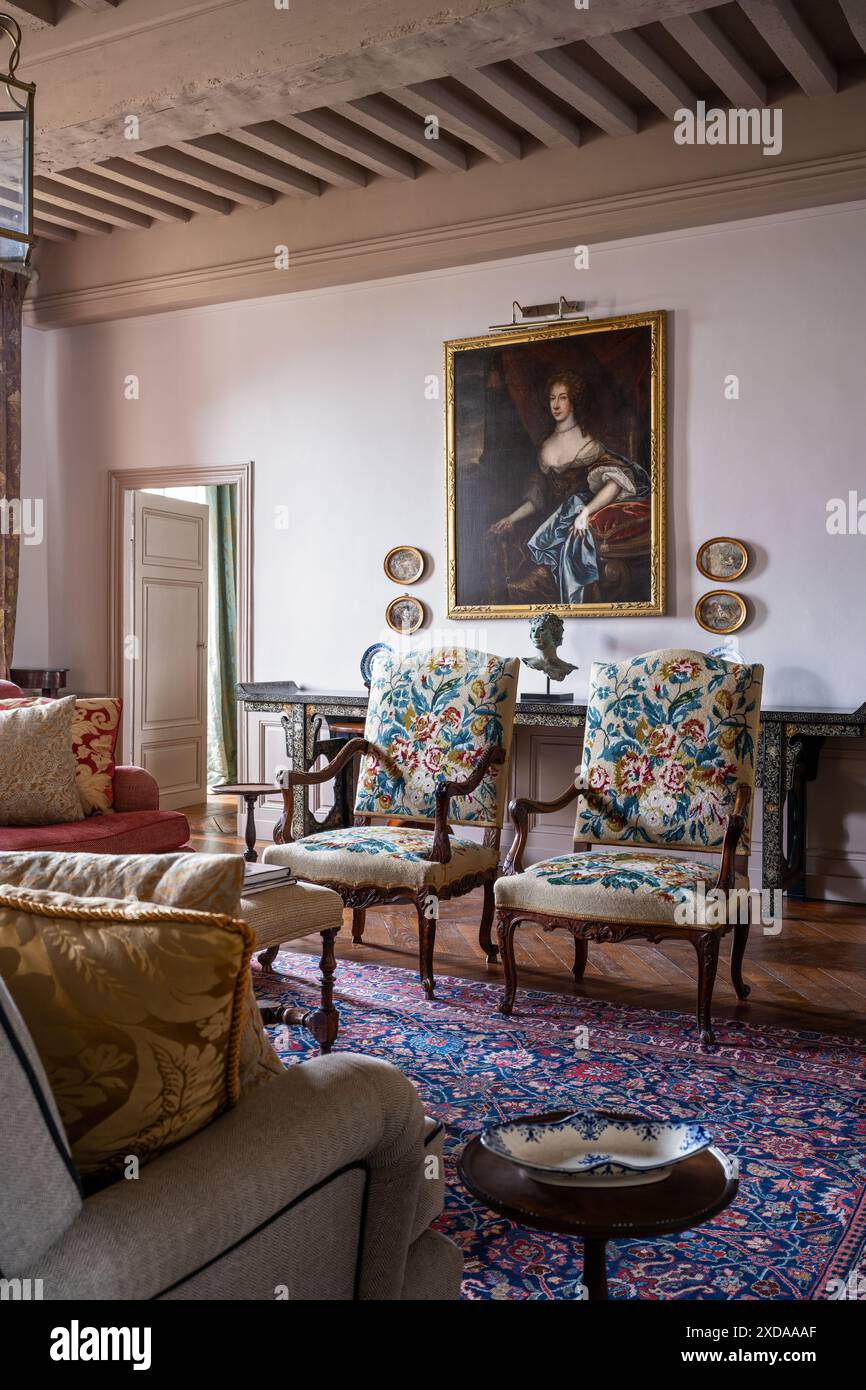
[131,491,209,810]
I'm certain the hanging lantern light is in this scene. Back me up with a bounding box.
[0,14,34,270]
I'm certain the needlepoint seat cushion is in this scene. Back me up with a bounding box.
[495,850,750,926]
[263,826,498,891]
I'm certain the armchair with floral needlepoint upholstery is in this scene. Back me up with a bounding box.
[495,649,764,1044]
[263,646,520,999]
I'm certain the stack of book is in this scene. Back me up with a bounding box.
[242,862,297,895]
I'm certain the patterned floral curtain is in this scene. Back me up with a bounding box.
[0,268,27,680]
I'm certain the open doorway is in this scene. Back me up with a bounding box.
[108,465,252,810]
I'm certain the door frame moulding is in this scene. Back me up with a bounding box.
[107,462,253,780]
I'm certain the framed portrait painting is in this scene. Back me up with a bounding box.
[445,310,667,618]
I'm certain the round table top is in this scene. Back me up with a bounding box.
[211,782,277,796]
[458,1111,738,1241]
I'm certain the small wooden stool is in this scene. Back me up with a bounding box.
[241,878,344,1053]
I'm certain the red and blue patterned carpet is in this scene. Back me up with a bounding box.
[258,954,866,1300]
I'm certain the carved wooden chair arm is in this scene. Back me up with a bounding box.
[714,782,752,892]
[502,773,586,876]
[274,737,372,844]
[428,745,506,864]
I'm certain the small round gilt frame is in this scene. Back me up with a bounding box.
[695,589,747,635]
[383,545,424,586]
[385,594,424,635]
[696,536,748,582]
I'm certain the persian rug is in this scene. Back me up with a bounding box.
[256,955,866,1300]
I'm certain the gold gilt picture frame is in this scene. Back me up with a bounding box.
[445,310,667,619]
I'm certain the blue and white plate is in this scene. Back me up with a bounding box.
[360,642,391,688]
[481,1110,713,1188]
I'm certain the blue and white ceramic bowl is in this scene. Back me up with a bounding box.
[481,1110,713,1188]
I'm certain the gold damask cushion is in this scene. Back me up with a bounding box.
[495,850,750,926]
[0,697,84,826]
[0,884,255,1188]
[0,851,285,1094]
[264,826,498,890]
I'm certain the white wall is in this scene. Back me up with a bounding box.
[15,200,866,893]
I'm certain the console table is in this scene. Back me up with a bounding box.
[237,682,866,901]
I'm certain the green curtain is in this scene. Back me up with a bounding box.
[0,269,27,680]
[206,483,238,785]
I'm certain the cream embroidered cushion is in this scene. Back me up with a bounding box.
[0,696,122,815]
[0,696,84,826]
[495,850,750,925]
[0,851,284,1094]
[0,883,256,1189]
[264,825,498,890]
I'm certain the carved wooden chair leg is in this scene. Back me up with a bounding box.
[730,921,752,1001]
[351,908,366,944]
[416,889,438,999]
[258,945,279,971]
[694,932,721,1046]
[497,910,520,1016]
[571,932,588,983]
[277,926,340,1055]
[478,879,498,963]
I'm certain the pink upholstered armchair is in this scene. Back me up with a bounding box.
[0,682,190,854]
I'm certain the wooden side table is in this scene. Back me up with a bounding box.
[211,782,277,861]
[458,1109,738,1300]
[10,666,69,698]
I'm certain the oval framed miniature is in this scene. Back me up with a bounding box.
[695,589,747,635]
[384,545,424,585]
[385,594,424,635]
[696,536,748,582]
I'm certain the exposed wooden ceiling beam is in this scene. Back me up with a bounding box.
[180,134,321,199]
[33,203,110,235]
[93,158,233,215]
[663,11,767,106]
[50,167,191,222]
[34,220,76,242]
[26,1,750,173]
[333,95,468,173]
[391,81,522,162]
[588,30,697,120]
[69,1,117,10]
[739,0,837,96]
[281,110,416,181]
[129,147,274,208]
[5,1,56,26]
[33,174,151,230]
[455,63,582,148]
[515,48,638,137]
[233,122,367,189]
[840,0,866,56]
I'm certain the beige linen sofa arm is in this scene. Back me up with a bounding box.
[20,1053,434,1302]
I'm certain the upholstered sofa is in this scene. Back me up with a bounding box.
[0,680,189,854]
[0,970,462,1300]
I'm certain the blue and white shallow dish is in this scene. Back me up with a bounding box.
[481,1110,714,1188]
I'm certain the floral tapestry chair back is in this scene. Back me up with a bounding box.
[576,649,764,855]
[354,647,520,829]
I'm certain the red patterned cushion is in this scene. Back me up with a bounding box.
[0,697,122,816]
[589,499,651,545]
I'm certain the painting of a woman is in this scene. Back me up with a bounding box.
[489,371,650,604]
[445,311,666,618]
